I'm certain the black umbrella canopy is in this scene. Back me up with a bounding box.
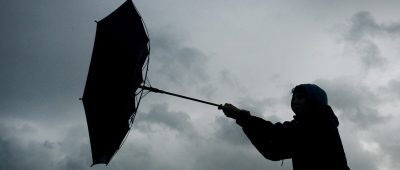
[82,0,149,165]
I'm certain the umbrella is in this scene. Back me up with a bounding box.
[81,0,149,165]
[82,0,221,166]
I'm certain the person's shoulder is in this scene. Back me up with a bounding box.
[310,105,340,129]
[274,119,297,128]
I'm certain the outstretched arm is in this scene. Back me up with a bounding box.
[221,103,294,161]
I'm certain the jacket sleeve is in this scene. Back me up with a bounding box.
[236,111,295,161]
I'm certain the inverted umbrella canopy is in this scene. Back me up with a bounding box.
[81,0,149,165]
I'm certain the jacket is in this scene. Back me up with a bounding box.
[236,106,350,170]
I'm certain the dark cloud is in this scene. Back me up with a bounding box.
[373,128,400,169]
[193,69,248,102]
[345,11,379,42]
[196,84,218,99]
[0,121,93,170]
[341,135,379,170]
[356,40,386,69]
[0,138,56,170]
[148,29,210,89]
[342,11,400,69]
[190,144,293,170]
[0,0,96,120]
[0,117,196,170]
[313,78,396,170]
[135,103,197,137]
[314,78,389,128]
[0,116,292,170]
[219,70,244,91]
[213,116,251,146]
[55,125,93,170]
[237,96,279,118]
[345,11,400,42]
[382,79,400,100]
[1,1,399,170]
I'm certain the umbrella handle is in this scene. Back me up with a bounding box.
[139,86,222,109]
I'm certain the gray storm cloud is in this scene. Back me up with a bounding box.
[314,78,400,169]
[384,79,400,100]
[135,103,197,137]
[0,122,92,170]
[213,116,250,146]
[315,78,388,128]
[345,11,400,42]
[148,29,210,88]
[2,0,400,170]
[343,11,400,69]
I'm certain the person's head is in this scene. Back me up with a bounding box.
[291,84,328,116]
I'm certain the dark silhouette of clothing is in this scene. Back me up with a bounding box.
[235,106,350,170]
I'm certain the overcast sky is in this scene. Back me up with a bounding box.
[1,0,400,169]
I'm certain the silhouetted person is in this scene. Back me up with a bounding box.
[222,84,350,170]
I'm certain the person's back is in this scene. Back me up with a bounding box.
[221,84,350,170]
[288,105,349,170]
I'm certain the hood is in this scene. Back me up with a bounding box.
[301,84,328,107]
[293,84,339,127]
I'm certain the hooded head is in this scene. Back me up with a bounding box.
[291,84,328,115]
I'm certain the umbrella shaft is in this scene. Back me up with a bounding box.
[139,86,222,109]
